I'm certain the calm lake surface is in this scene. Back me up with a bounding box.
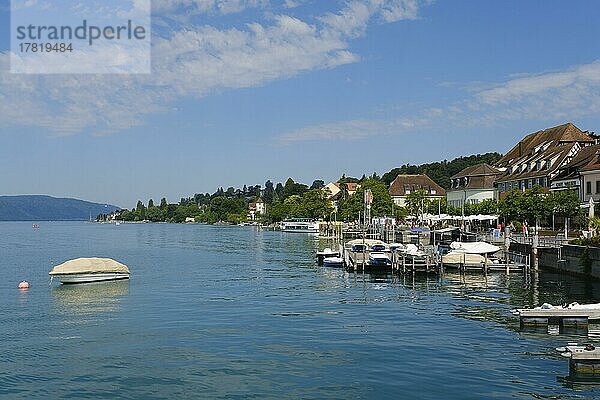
[3,221,600,399]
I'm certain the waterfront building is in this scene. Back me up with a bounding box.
[388,174,445,207]
[495,123,595,197]
[323,181,359,199]
[248,198,265,220]
[323,181,360,211]
[552,143,600,203]
[447,163,503,208]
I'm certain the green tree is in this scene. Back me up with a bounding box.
[547,189,581,220]
[264,180,275,203]
[135,200,146,221]
[310,180,325,190]
[405,189,428,217]
[298,189,333,219]
[499,190,523,222]
[282,178,308,200]
[338,179,393,221]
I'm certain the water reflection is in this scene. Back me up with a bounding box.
[558,374,600,390]
[51,280,129,315]
[336,268,600,340]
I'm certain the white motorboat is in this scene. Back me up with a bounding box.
[441,251,488,268]
[369,252,392,267]
[322,256,344,268]
[280,218,320,234]
[441,241,502,269]
[402,243,426,257]
[316,247,340,265]
[389,243,406,252]
[49,257,130,284]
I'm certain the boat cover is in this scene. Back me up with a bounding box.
[346,239,386,247]
[450,241,500,254]
[49,258,130,275]
[442,251,487,265]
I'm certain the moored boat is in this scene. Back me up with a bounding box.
[369,252,392,267]
[441,241,501,269]
[280,218,320,234]
[322,256,344,268]
[49,257,130,284]
[316,247,340,265]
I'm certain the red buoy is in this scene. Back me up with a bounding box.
[18,281,30,289]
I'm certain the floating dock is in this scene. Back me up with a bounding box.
[557,344,600,375]
[513,305,600,334]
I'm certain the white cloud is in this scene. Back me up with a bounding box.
[153,0,268,15]
[0,0,426,136]
[476,62,600,105]
[276,59,600,143]
[277,117,424,143]
[320,0,420,38]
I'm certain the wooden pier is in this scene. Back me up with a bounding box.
[343,247,438,274]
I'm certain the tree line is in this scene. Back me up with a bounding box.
[102,152,582,227]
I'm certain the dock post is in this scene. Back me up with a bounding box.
[484,253,488,276]
[412,256,415,273]
[532,234,539,274]
[504,226,510,275]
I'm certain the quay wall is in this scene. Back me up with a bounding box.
[510,242,600,279]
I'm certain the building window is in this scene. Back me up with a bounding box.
[587,181,592,195]
[596,181,600,194]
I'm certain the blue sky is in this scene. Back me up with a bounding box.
[1,0,600,207]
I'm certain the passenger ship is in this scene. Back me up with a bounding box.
[280,218,320,234]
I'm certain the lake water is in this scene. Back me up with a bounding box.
[2,221,600,399]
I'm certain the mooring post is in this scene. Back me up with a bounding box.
[504,226,510,275]
[484,253,488,276]
[532,234,539,274]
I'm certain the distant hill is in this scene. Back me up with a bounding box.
[0,195,121,221]
[381,152,503,189]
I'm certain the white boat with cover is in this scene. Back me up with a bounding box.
[49,257,130,284]
[441,241,501,268]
